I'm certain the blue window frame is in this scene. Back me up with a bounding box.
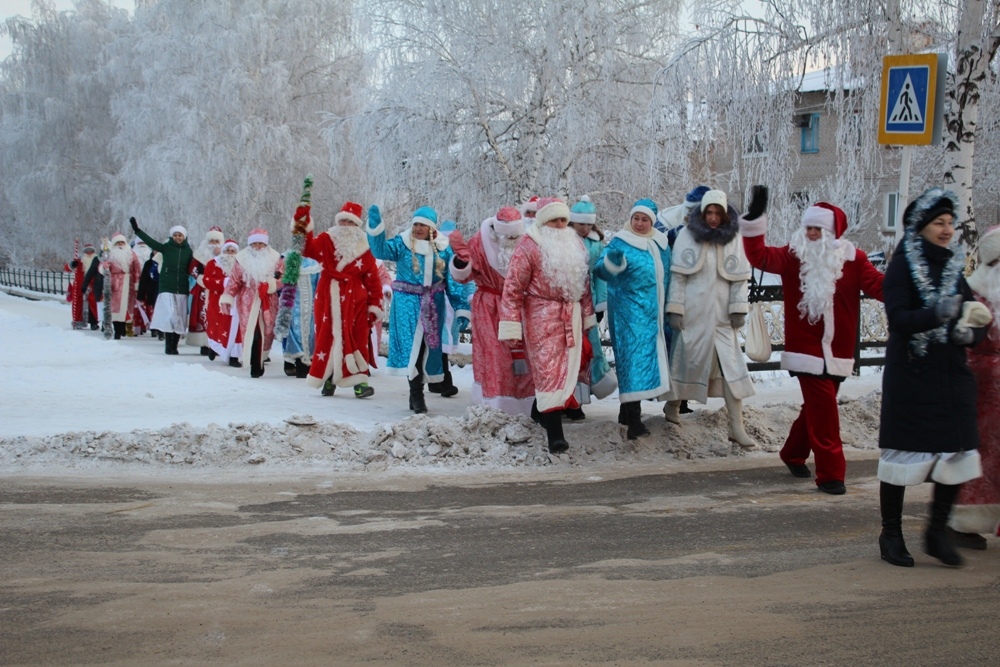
[800,113,820,153]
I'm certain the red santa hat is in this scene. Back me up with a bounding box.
[334,201,364,227]
[534,197,571,227]
[82,242,96,254]
[110,233,128,246]
[522,195,540,217]
[801,203,847,239]
[247,228,269,245]
[493,206,524,237]
[222,239,239,252]
[206,226,224,243]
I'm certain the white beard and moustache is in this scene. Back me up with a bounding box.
[494,232,521,274]
[108,246,134,273]
[216,253,237,276]
[328,224,369,265]
[789,227,848,325]
[536,225,589,302]
[133,244,152,264]
[238,246,278,283]
[195,240,221,264]
[978,264,1000,329]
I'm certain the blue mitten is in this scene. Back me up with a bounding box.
[368,205,381,231]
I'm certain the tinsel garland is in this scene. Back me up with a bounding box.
[903,224,965,357]
[273,175,312,340]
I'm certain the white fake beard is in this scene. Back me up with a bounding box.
[328,224,369,266]
[108,246,133,273]
[216,253,237,276]
[133,245,151,263]
[536,225,589,302]
[978,264,1000,328]
[194,240,221,264]
[495,233,520,273]
[238,247,278,283]
[789,227,847,325]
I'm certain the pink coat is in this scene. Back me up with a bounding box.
[498,228,596,412]
[451,226,535,412]
[220,248,283,366]
[102,254,141,323]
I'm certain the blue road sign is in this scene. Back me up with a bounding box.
[884,65,930,134]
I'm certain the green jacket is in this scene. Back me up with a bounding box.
[134,227,194,295]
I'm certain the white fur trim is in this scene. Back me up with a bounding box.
[169,225,187,237]
[450,257,473,282]
[950,503,1000,534]
[629,204,657,223]
[248,233,268,245]
[219,293,235,307]
[535,201,571,227]
[367,220,385,237]
[801,205,835,233]
[412,214,437,230]
[779,350,825,375]
[590,369,618,399]
[266,277,278,294]
[583,313,597,330]
[498,320,522,341]
[878,450,982,486]
[470,382,535,416]
[738,213,768,237]
[368,305,384,320]
[335,211,363,227]
[206,230,225,243]
[455,308,471,322]
[603,254,627,276]
[594,301,607,313]
[571,211,597,225]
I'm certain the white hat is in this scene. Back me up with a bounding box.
[169,225,187,238]
[700,190,727,213]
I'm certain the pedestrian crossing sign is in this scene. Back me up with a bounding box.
[878,53,945,145]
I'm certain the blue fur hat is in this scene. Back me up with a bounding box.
[570,195,597,225]
[685,185,711,205]
[630,198,659,221]
[438,220,457,233]
[412,206,438,230]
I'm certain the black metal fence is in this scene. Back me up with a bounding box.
[0,268,69,296]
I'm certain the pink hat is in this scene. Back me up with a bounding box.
[247,228,269,245]
[492,206,525,238]
[534,197,571,226]
[206,226,224,243]
[222,239,239,252]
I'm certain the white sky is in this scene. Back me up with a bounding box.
[0,0,133,61]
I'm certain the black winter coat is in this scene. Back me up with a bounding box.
[878,238,985,453]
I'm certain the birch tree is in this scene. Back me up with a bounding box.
[328,0,682,229]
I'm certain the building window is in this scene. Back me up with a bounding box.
[883,192,900,232]
[800,113,820,153]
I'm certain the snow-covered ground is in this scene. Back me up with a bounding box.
[0,291,884,474]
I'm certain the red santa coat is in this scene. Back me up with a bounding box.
[187,259,209,347]
[740,214,884,377]
[498,226,596,412]
[220,248,283,367]
[451,221,535,413]
[203,257,240,359]
[102,254,141,323]
[302,230,384,389]
[64,259,85,327]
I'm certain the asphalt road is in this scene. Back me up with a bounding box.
[2,456,998,666]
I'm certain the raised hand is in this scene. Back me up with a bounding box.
[744,185,769,221]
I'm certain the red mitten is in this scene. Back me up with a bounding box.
[447,229,470,264]
[292,205,311,234]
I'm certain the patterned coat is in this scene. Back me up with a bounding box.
[102,253,142,323]
[302,230,383,389]
[450,220,536,414]
[595,229,672,402]
[187,259,209,347]
[498,226,596,412]
[203,257,240,361]
[368,225,469,382]
[220,248,283,366]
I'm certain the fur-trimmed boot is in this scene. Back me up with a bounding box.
[408,377,427,414]
[723,384,756,450]
[879,482,914,567]
[925,483,963,567]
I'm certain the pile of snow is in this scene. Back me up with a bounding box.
[0,291,885,472]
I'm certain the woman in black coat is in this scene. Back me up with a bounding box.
[878,188,989,568]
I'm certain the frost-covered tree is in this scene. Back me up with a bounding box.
[655,0,999,247]
[0,0,129,267]
[328,0,682,229]
[109,0,362,248]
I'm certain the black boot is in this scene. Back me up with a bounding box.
[879,482,914,567]
[531,399,543,425]
[408,377,427,414]
[284,361,297,376]
[625,402,650,440]
[165,333,179,355]
[925,483,963,567]
[617,403,628,426]
[228,356,242,368]
[427,355,458,397]
[112,322,126,340]
[564,406,586,421]
[200,346,211,356]
[295,358,310,379]
[540,408,569,454]
[321,378,335,396]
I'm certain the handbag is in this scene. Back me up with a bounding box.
[745,302,772,362]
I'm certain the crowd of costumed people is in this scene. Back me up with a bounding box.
[62,182,1000,567]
